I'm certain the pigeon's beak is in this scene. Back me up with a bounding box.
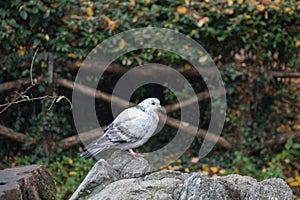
[158,105,166,113]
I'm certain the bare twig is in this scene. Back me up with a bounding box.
[0,95,58,114]
[30,48,39,85]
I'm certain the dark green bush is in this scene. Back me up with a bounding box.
[0,0,299,198]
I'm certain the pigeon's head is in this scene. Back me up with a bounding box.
[137,98,161,113]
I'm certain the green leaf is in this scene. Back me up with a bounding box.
[20,10,28,20]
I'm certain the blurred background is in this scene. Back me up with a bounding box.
[0,0,299,199]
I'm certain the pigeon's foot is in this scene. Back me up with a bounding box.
[128,149,144,158]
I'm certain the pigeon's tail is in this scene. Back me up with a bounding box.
[80,150,93,159]
[80,143,110,159]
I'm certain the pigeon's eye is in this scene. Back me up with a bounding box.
[151,102,155,105]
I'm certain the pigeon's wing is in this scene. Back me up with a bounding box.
[103,107,150,144]
[104,122,141,144]
[81,108,149,159]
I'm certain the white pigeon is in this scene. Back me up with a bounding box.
[81,98,162,159]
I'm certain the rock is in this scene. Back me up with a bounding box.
[216,174,257,199]
[107,151,151,178]
[69,159,119,200]
[89,170,188,200]
[0,165,56,200]
[180,173,230,200]
[245,178,293,200]
[72,151,293,200]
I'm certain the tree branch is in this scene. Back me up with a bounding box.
[66,60,215,77]
[55,78,133,108]
[265,131,300,146]
[58,126,107,150]
[164,88,226,113]
[270,71,300,78]
[0,75,43,93]
[0,125,35,143]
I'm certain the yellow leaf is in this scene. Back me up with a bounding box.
[277,125,291,133]
[269,4,280,10]
[157,50,162,57]
[227,0,233,6]
[71,15,81,19]
[104,17,117,31]
[197,17,209,27]
[86,7,94,17]
[295,40,300,48]
[88,2,94,8]
[264,11,268,20]
[210,167,218,173]
[257,5,265,12]
[219,169,227,175]
[130,0,136,6]
[289,181,300,187]
[110,23,116,31]
[209,7,217,12]
[190,29,197,35]
[69,171,76,175]
[237,0,243,4]
[67,53,76,58]
[51,3,60,8]
[44,34,50,41]
[202,164,209,172]
[184,64,192,70]
[132,16,138,23]
[202,171,209,175]
[286,177,295,183]
[234,167,240,174]
[244,14,251,20]
[184,168,190,173]
[118,39,126,49]
[18,46,26,56]
[224,9,234,15]
[169,165,182,170]
[284,7,291,13]
[68,158,73,165]
[177,6,188,14]
[191,157,199,163]
[295,176,300,182]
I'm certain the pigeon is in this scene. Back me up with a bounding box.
[81,98,162,159]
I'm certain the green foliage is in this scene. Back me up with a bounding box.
[229,139,300,181]
[0,0,299,198]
